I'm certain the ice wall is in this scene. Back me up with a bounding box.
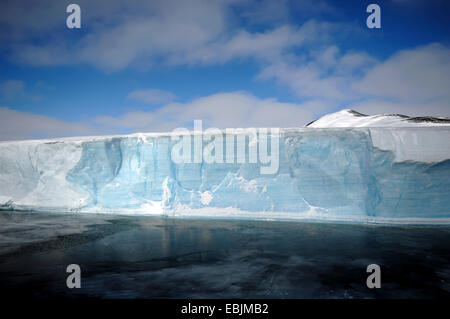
[1,128,449,223]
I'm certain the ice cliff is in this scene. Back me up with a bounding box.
[1,109,450,224]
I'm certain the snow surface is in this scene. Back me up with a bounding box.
[0,110,449,224]
[309,109,450,163]
[307,109,450,128]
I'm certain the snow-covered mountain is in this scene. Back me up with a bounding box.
[307,109,450,127]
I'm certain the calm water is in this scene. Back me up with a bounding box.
[0,211,449,299]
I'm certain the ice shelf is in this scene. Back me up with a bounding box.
[1,124,449,224]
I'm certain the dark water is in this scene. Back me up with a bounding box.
[0,211,449,299]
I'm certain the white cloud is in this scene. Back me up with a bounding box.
[3,0,230,71]
[354,43,450,103]
[258,46,377,100]
[1,0,343,71]
[0,91,329,141]
[258,42,450,117]
[168,20,339,66]
[95,91,329,131]
[352,43,450,117]
[0,107,97,141]
[127,89,176,104]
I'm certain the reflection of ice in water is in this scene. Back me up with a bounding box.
[0,211,449,298]
[0,211,117,255]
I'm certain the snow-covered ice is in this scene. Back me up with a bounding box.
[307,109,450,128]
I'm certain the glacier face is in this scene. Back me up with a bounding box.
[1,128,450,223]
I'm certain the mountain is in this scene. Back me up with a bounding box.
[306,109,450,127]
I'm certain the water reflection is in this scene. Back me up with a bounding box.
[0,211,449,298]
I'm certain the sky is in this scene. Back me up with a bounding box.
[0,0,449,140]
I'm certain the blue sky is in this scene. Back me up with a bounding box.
[0,0,449,140]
